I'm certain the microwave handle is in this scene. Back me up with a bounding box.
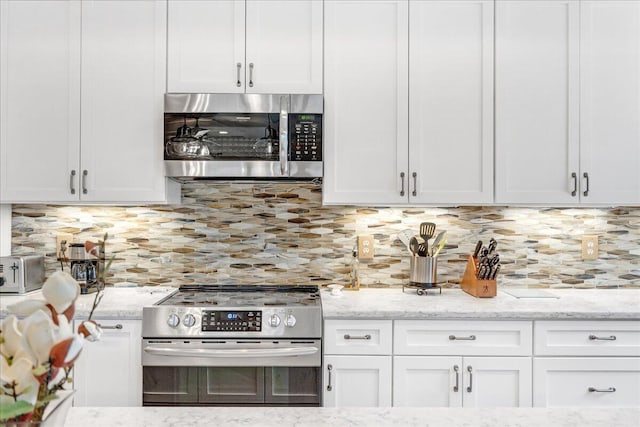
[279,96,289,176]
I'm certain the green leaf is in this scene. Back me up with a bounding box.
[0,400,34,422]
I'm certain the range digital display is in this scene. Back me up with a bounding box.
[201,310,261,332]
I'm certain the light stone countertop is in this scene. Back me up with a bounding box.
[321,288,640,320]
[0,286,175,319]
[64,406,640,427]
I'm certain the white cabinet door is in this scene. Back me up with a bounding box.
[408,0,493,204]
[323,0,408,205]
[463,357,532,407]
[393,356,463,407]
[534,357,640,407]
[0,0,81,203]
[80,0,169,203]
[73,320,142,407]
[579,0,640,205]
[245,0,322,94]
[167,0,245,93]
[323,355,392,407]
[495,0,580,204]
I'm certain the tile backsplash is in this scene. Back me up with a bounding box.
[9,181,640,289]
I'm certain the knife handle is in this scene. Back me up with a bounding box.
[472,241,483,258]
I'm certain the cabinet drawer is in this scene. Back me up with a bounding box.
[533,357,640,407]
[534,321,640,356]
[324,320,392,355]
[394,320,532,356]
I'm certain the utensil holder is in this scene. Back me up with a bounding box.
[460,255,496,298]
[410,255,437,285]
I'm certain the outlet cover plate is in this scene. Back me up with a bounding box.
[582,235,598,260]
[357,235,374,260]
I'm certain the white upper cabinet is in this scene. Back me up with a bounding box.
[0,0,178,204]
[167,0,323,94]
[323,0,493,206]
[0,0,81,203]
[80,0,171,203]
[409,0,494,205]
[167,0,245,94]
[496,0,640,205]
[495,0,580,205]
[579,0,640,205]
[323,0,408,205]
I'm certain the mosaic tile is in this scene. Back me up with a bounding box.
[8,181,640,289]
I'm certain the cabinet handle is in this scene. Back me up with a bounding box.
[466,365,473,393]
[249,63,254,87]
[589,334,616,341]
[326,364,333,391]
[99,323,123,330]
[583,172,590,196]
[236,62,242,87]
[449,335,476,341]
[453,365,459,392]
[343,334,371,340]
[412,172,417,196]
[570,172,577,197]
[82,170,88,194]
[70,170,77,195]
[400,172,405,196]
[588,387,616,393]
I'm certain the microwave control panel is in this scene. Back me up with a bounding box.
[290,114,322,161]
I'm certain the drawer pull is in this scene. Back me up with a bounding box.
[588,387,616,393]
[449,334,476,341]
[100,323,123,330]
[466,366,473,393]
[344,334,371,340]
[453,365,459,392]
[588,335,616,341]
[327,364,333,391]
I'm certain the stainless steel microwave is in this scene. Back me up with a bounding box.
[164,94,323,179]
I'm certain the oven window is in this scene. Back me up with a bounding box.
[266,367,321,405]
[199,367,264,404]
[143,367,198,405]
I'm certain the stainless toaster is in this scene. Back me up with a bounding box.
[0,255,45,293]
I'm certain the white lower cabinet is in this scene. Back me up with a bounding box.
[533,320,640,408]
[73,319,142,407]
[322,355,392,407]
[533,358,640,407]
[323,319,393,407]
[394,356,532,407]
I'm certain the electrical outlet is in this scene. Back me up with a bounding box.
[582,235,598,260]
[56,233,74,260]
[357,235,374,260]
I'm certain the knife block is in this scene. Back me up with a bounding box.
[460,255,496,298]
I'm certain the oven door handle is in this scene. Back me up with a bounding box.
[143,346,319,358]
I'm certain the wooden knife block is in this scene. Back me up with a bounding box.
[461,255,496,298]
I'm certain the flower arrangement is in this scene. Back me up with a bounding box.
[0,269,104,423]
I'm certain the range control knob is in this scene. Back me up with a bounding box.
[285,314,297,328]
[269,314,281,327]
[183,314,196,327]
[167,313,180,328]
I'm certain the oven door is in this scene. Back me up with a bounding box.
[142,339,321,406]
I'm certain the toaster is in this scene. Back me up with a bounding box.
[0,255,45,294]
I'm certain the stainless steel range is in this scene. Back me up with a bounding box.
[142,285,322,406]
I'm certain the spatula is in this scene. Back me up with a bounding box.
[419,222,436,254]
[397,229,414,252]
[430,230,446,256]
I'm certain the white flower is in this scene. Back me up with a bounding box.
[20,310,57,366]
[77,320,103,342]
[0,357,40,406]
[0,315,22,359]
[7,299,47,318]
[41,271,80,314]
